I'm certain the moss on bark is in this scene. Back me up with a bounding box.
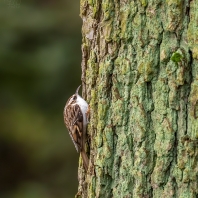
[77,0,198,197]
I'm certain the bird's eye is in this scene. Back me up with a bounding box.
[73,95,77,100]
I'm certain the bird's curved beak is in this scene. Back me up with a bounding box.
[75,85,81,95]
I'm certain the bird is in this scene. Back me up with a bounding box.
[63,85,89,171]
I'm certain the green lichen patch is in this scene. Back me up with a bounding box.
[140,0,147,7]
[171,52,183,63]
[192,46,198,59]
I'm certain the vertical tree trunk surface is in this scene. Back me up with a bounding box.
[78,0,198,197]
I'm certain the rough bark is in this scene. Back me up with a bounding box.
[77,0,198,197]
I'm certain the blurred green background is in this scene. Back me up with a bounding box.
[0,0,82,197]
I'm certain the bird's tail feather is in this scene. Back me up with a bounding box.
[81,150,89,171]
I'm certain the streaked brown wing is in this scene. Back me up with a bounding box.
[63,102,83,152]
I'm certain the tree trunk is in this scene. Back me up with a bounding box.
[77,0,198,197]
